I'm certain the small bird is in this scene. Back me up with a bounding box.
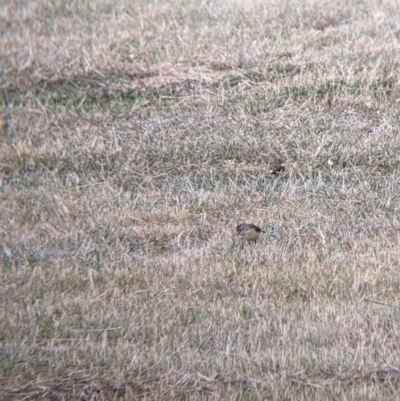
[236,223,266,243]
[269,158,285,175]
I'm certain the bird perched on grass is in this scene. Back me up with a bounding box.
[236,223,266,243]
[269,158,285,175]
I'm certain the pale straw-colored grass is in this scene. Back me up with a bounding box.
[2,0,400,399]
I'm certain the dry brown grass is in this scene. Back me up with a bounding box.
[3,0,400,399]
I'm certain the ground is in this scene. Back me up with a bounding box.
[2,0,400,399]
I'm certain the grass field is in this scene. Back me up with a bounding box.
[3,0,400,399]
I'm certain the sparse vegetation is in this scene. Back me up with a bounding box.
[3,0,400,399]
